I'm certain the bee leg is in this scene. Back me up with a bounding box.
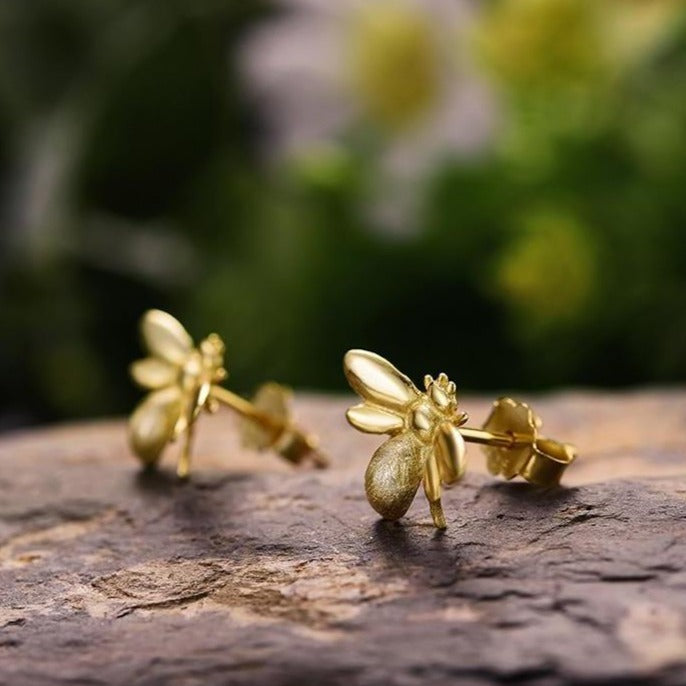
[429,500,446,530]
[177,420,195,479]
[423,454,447,529]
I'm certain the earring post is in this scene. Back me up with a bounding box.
[209,385,283,434]
[459,426,532,449]
[177,415,195,479]
[209,385,329,469]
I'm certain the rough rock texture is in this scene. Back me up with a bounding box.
[0,392,685,686]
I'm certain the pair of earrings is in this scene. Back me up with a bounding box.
[128,310,576,529]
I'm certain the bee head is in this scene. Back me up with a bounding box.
[200,333,227,383]
[423,372,468,425]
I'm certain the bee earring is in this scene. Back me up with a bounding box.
[128,309,328,478]
[343,349,576,529]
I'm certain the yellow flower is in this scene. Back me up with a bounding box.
[495,210,596,330]
[605,0,686,68]
[347,4,441,132]
[476,0,606,92]
[476,0,686,93]
[239,0,496,233]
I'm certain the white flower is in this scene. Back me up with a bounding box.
[239,0,497,234]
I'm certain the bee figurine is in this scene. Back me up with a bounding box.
[344,349,576,529]
[129,309,327,477]
[344,349,468,529]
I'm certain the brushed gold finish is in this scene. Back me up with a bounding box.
[129,386,183,466]
[129,309,327,476]
[364,433,425,521]
[344,349,577,528]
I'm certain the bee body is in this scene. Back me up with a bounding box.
[344,349,467,528]
[128,311,227,471]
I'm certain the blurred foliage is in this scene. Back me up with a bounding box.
[1,0,686,428]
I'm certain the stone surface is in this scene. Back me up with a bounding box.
[0,392,685,685]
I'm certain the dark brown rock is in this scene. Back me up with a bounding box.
[0,393,685,686]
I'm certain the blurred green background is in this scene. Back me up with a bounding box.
[1,0,686,429]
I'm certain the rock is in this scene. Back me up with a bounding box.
[0,392,685,685]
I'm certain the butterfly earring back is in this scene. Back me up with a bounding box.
[477,397,576,487]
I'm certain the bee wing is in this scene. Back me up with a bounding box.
[130,357,178,390]
[129,386,183,465]
[346,403,404,435]
[344,349,419,411]
[140,309,194,365]
[434,422,467,485]
[365,433,424,520]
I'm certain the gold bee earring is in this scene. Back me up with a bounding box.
[128,309,328,477]
[343,349,576,529]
